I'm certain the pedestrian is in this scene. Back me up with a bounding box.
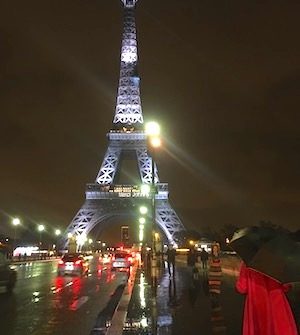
[166,245,176,277]
[187,248,197,267]
[208,243,222,308]
[236,262,298,335]
[200,248,209,269]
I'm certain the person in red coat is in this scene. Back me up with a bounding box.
[236,262,298,335]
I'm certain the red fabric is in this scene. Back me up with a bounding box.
[236,262,298,335]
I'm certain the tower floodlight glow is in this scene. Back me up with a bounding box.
[145,121,160,137]
[139,206,148,215]
[12,218,21,226]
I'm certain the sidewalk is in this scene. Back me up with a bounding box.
[122,257,242,334]
[121,256,300,335]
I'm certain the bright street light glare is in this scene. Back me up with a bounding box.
[139,230,144,242]
[38,224,45,232]
[12,218,21,226]
[67,232,73,239]
[145,121,160,136]
[89,238,93,244]
[139,217,146,224]
[150,137,161,148]
[55,229,61,236]
[139,206,148,215]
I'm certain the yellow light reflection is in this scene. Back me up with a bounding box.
[139,273,146,309]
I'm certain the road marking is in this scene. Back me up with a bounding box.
[69,296,89,311]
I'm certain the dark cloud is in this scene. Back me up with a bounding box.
[0,0,299,238]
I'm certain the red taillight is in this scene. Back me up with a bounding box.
[58,260,64,265]
[75,260,82,265]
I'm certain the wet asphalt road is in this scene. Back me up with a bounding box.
[0,257,129,335]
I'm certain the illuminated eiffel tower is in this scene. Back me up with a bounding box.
[65,0,185,246]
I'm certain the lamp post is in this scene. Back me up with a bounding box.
[145,121,161,290]
[12,217,21,258]
[54,229,61,256]
[37,224,45,247]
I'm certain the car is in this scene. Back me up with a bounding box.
[99,252,112,265]
[0,252,17,293]
[57,254,89,276]
[111,252,131,270]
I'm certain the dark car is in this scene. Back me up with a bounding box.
[0,252,17,293]
[57,254,89,276]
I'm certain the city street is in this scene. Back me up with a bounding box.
[0,257,129,335]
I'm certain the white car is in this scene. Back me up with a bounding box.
[111,252,131,270]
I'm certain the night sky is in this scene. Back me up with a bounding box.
[1,0,299,239]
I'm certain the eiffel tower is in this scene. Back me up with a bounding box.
[65,0,185,246]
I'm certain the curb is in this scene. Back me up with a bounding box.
[106,265,138,335]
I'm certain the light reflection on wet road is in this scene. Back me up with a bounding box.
[0,257,129,335]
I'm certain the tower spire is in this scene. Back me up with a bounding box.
[113,0,143,127]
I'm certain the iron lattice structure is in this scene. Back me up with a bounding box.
[64,0,185,246]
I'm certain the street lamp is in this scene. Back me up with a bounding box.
[145,121,160,137]
[55,229,61,236]
[38,224,45,232]
[139,206,148,215]
[145,121,161,289]
[37,224,45,248]
[12,217,21,227]
[11,217,21,257]
[139,217,146,224]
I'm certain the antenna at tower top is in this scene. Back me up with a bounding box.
[121,0,138,8]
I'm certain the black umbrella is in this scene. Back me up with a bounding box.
[247,234,300,283]
[229,227,300,283]
[229,226,277,264]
